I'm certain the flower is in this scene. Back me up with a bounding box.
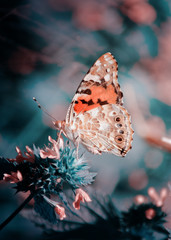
[148,187,168,207]
[145,208,156,220]
[39,136,62,159]
[3,170,23,183]
[0,136,95,223]
[134,187,168,207]
[73,188,91,210]
[43,195,67,221]
[54,204,66,220]
[8,146,35,163]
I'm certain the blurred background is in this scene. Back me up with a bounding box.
[0,0,171,239]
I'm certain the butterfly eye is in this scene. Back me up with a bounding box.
[115,135,123,143]
[119,130,124,134]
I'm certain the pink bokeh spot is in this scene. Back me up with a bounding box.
[121,0,156,25]
[128,169,148,190]
[54,204,66,220]
[73,188,92,210]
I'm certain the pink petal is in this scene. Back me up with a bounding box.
[39,150,50,159]
[3,173,13,182]
[16,146,22,154]
[17,171,23,181]
[145,208,156,220]
[48,135,53,143]
[73,195,82,210]
[25,146,33,154]
[76,188,92,202]
[160,188,168,202]
[73,188,91,210]
[54,205,66,220]
[39,137,60,160]
[3,172,21,183]
[148,187,159,203]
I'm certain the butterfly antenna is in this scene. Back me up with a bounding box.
[33,97,57,121]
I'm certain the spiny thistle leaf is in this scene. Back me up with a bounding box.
[34,195,57,223]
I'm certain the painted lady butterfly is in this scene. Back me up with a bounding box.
[54,52,133,157]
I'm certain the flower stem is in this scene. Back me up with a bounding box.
[0,191,35,231]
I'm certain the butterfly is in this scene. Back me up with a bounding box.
[54,52,133,157]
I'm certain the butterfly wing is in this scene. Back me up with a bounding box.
[70,104,133,156]
[66,52,123,124]
[65,52,133,156]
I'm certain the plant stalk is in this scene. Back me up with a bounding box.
[0,191,35,231]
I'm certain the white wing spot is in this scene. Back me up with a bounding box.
[84,73,101,82]
[104,74,110,81]
[107,68,110,73]
[104,56,111,61]
[95,60,101,66]
[109,60,114,64]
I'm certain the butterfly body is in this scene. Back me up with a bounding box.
[55,52,133,157]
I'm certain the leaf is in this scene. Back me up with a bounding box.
[34,195,57,223]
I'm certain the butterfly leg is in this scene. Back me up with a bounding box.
[76,143,79,160]
[57,129,62,143]
[75,136,80,160]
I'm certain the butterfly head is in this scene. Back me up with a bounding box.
[53,120,66,130]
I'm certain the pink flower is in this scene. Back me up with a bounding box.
[148,187,168,207]
[145,208,156,220]
[3,170,23,183]
[54,204,66,220]
[73,188,92,210]
[40,136,62,159]
[134,187,168,207]
[43,195,66,220]
[8,146,35,163]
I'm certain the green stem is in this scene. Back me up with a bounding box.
[0,191,35,231]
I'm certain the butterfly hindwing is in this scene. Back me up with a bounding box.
[70,104,133,156]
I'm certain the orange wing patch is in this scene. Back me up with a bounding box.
[74,84,117,114]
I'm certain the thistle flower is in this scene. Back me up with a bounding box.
[0,136,96,225]
[134,187,168,222]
